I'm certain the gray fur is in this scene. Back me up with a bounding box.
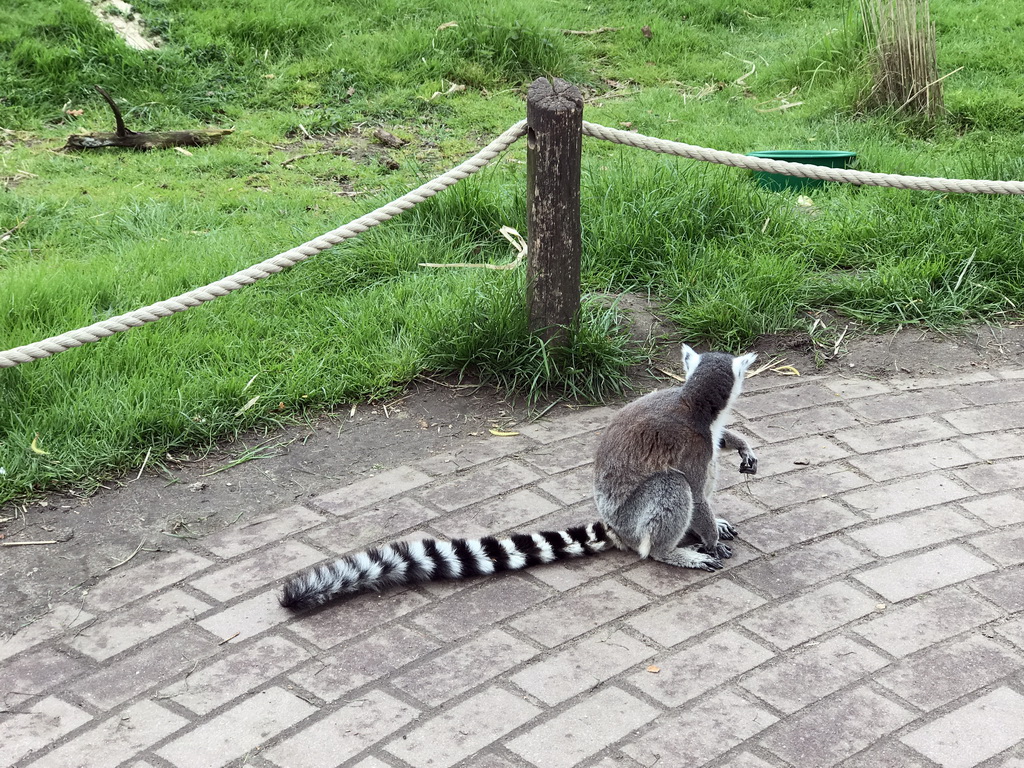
[594,344,758,572]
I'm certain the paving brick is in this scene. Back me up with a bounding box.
[959,430,1024,461]
[197,590,293,645]
[69,624,219,710]
[890,371,998,390]
[717,753,777,768]
[740,636,889,714]
[29,700,187,768]
[996,614,1024,651]
[834,415,959,453]
[265,690,419,768]
[956,458,1024,494]
[200,505,325,558]
[842,473,973,518]
[302,496,438,557]
[510,579,648,647]
[289,624,438,702]
[628,579,765,647]
[622,689,778,767]
[157,686,316,768]
[877,634,1021,711]
[392,628,538,706]
[0,604,94,663]
[68,589,210,661]
[621,544,760,596]
[1,647,90,708]
[945,403,1024,434]
[160,635,310,714]
[753,436,851,478]
[314,466,434,515]
[846,507,984,557]
[288,588,430,649]
[716,490,773,523]
[760,686,915,767]
[537,466,592,504]
[417,460,542,511]
[386,687,541,768]
[631,628,774,706]
[0,696,91,766]
[824,378,893,399]
[83,550,213,612]
[429,489,559,539]
[748,466,869,508]
[849,441,978,482]
[740,582,877,650]
[740,498,862,553]
[411,574,551,642]
[961,380,1024,405]
[854,544,995,602]
[416,434,535,475]
[901,687,1024,768]
[514,406,616,443]
[839,739,937,768]
[962,492,1024,527]
[190,540,325,602]
[507,687,659,768]
[848,387,968,421]
[530,548,636,591]
[520,435,596,474]
[744,405,863,444]
[588,758,646,768]
[734,537,874,598]
[854,588,1001,657]
[973,527,1024,566]
[735,383,839,419]
[511,629,654,705]
[970,567,1024,612]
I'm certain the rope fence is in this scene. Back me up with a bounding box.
[3,113,1022,369]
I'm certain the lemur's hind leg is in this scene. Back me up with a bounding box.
[616,472,725,572]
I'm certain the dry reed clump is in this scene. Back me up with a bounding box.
[859,0,944,119]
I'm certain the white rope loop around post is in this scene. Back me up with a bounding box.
[0,121,528,369]
[581,121,1024,195]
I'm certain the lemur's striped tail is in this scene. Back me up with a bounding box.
[280,521,616,610]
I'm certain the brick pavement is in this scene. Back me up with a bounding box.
[3,368,1024,767]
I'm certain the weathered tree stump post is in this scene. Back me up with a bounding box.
[526,77,584,347]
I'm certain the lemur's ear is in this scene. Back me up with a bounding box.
[681,344,702,378]
[733,352,758,379]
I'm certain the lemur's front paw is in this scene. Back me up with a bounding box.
[739,453,758,475]
[716,518,737,540]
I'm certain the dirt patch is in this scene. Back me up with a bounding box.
[85,0,162,51]
[3,319,1022,632]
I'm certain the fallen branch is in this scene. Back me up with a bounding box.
[64,86,232,151]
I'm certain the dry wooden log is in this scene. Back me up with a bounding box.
[63,86,232,151]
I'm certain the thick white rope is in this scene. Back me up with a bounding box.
[5,117,1023,369]
[0,121,528,368]
[582,121,1024,195]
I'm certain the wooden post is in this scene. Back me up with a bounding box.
[526,77,583,346]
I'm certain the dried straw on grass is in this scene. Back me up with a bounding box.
[860,0,944,118]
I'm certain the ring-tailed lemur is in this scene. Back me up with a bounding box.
[280,345,758,610]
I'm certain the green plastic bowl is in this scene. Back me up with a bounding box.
[747,150,857,192]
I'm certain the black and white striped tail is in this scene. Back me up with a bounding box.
[280,521,616,610]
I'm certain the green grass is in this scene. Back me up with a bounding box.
[2,0,1023,502]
